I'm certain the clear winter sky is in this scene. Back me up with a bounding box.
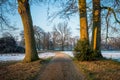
[2,0,120,41]
[6,3,80,41]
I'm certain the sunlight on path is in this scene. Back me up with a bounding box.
[36,52,84,80]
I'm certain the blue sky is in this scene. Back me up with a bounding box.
[2,0,120,42]
[30,4,80,36]
[5,3,80,40]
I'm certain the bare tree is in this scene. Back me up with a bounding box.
[52,22,71,51]
[51,31,59,50]
[0,0,17,30]
[19,30,25,47]
[43,32,51,50]
[33,25,44,50]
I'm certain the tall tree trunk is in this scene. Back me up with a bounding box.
[79,0,89,41]
[17,0,39,62]
[74,0,91,61]
[61,40,64,51]
[53,38,55,50]
[43,33,46,50]
[92,0,102,57]
[38,35,41,50]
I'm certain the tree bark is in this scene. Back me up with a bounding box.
[17,0,39,62]
[78,0,89,41]
[53,37,55,50]
[92,0,102,57]
[61,41,64,51]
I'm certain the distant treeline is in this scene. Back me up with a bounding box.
[1,35,120,54]
[0,36,25,53]
[101,37,120,50]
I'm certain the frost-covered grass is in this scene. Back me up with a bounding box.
[0,52,55,61]
[0,51,120,62]
[38,52,55,59]
[61,51,74,57]
[101,51,120,62]
[0,54,24,61]
[62,51,120,62]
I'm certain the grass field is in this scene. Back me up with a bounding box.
[74,59,120,80]
[0,58,52,80]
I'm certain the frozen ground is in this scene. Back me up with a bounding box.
[0,51,120,62]
[38,52,55,59]
[61,51,74,57]
[101,51,120,62]
[63,51,120,62]
[0,52,55,61]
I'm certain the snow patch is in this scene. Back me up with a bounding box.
[38,52,55,59]
[61,51,74,57]
[0,54,24,61]
[62,51,120,62]
[102,51,120,61]
[0,51,120,62]
[0,52,55,61]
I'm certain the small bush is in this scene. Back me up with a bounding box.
[74,40,96,61]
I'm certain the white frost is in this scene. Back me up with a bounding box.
[0,51,120,62]
[62,51,120,62]
[0,52,55,61]
[61,51,74,57]
[38,52,55,59]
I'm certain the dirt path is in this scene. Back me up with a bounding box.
[36,52,84,80]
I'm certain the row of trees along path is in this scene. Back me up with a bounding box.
[36,52,84,80]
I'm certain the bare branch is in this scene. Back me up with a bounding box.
[101,6,120,24]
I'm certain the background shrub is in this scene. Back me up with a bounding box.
[74,40,96,61]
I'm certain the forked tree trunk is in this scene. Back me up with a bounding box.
[92,0,102,57]
[78,0,89,41]
[17,0,39,62]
